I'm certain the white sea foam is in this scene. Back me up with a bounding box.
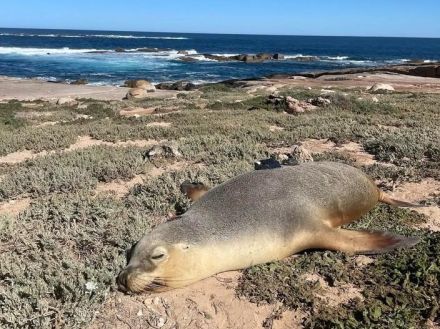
[0,46,104,55]
[0,32,189,40]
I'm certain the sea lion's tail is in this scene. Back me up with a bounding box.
[378,191,425,208]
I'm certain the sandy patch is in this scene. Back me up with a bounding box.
[146,122,172,128]
[89,272,301,329]
[269,125,285,132]
[35,121,60,128]
[95,161,195,199]
[0,198,31,217]
[119,107,156,117]
[389,178,440,231]
[0,136,161,165]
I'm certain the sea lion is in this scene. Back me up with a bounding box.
[118,161,421,293]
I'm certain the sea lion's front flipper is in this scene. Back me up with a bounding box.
[315,228,420,255]
[180,181,209,202]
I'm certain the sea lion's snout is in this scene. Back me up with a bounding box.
[117,243,172,294]
[117,265,163,294]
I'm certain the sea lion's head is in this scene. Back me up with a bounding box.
[117,224,198,294]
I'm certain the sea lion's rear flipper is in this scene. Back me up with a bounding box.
[180,181,209,202]
[379,191,425,208]
[316,228,419,255]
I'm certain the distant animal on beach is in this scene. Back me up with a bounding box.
[117,162,421,293]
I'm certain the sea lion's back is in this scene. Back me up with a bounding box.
[184,162,378,239]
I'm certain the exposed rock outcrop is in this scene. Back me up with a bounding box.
[156,81,197,91]
[124,80,156,92]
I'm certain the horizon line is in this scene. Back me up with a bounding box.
[1,26,439,40]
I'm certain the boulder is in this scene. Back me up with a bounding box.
[115,48,126,53]
[273,53,285,60]
[177,50,190,55]
[125,80,155,92]
[126,88,148,100]
[56,97,78,106]
[368,83,395,94]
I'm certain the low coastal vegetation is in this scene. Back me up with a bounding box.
[0,83,439,328]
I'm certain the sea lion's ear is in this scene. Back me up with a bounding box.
[150,246,168,263]
[175,242,191,251]
[180,181,209,202]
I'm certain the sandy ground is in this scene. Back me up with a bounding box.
[0,76,178,101]
[2,71,440,102]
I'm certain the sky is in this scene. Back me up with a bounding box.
[1,0,439,38]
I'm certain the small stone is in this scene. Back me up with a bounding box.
[137,309,143,317]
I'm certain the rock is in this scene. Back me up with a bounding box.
[372,96,379,103]
[256,53,273,61]
[284,96,317,114]
[124,80,155,92]
[202,54,235,62]
[368,83,395,94]
[146,142,182,160]
[156,81,197,91]
[115,47,126,53]
[179,56,197,62]
[177,50,189,55]
[126,88,148,100]
[307,96,331,106]
[289,56,319,62]
[408,65,439,78]
[56,97,78,106]
[71,79,88,85]
[135,47,168,53]
[243,55,263,63]
[273,53,285,60]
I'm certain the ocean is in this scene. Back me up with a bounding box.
[0,28,439,85]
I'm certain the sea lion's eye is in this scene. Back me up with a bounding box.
[151,253,165,260]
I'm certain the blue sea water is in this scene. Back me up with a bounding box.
[0,28,439,85]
